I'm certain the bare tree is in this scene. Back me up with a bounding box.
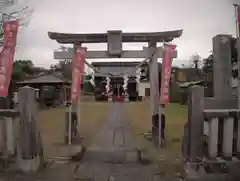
[51,60,72,80]
[189,53,202,68]
[0,0,14,9]
[0,0,33,46]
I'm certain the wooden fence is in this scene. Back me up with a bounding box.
[182,86,240,174]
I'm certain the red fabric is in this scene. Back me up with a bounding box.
[112,96,124,102]
[118,96,124,102]
[160,43,176,105]
[0,20,19,97]
[71,46,86,103]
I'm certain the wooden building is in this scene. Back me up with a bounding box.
[16,74,71,107]
[91,61,148,101]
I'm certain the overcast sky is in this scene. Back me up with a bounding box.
[12,0,238,68]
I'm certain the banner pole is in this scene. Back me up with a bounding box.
[159,44,176,147]
[159,104,165,147]
[77,93,80,137]
[69,45,86,144]
[234,4,239,38]
[68,104,72,145]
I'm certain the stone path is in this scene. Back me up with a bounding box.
[0,103,162,181]
[74,102,161,181]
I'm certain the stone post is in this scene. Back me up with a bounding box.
[188,86,204,161]
[149,42,161,146]
[212,35,232,100]
[18,86,43,172]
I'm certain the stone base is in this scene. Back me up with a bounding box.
[18,156,41,172]
[183,161,240,181]
[65,111,79,144]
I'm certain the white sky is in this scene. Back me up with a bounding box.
[11,0,239,68]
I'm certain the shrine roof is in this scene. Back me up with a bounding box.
[91,61,148,67]
[17,75,68,84]
[48,30,183,44]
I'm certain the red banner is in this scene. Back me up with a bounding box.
[71,46,86,103]
[160,44,176,105]
[0,20,19,97]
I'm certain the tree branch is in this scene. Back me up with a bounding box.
[0,4,33,47]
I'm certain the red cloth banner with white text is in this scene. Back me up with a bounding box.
[160,43,176,105]
[71,46,86,103]
[237,5,240,36]
[0,20,19,97]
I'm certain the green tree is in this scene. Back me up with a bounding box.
[202,54,213,97]
[202,54,213,74]
[12,60,35,81]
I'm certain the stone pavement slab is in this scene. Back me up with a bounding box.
[75,103,162,180]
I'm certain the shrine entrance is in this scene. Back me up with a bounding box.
[46,29,183,180]
[111,77,124,102]
[48,29,182,147]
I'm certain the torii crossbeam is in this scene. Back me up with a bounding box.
[48,30,182,59]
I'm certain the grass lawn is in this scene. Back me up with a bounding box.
[37,100,188,178]
[37,102,110,158]
[37,100,187,161]
[124,102,188,160]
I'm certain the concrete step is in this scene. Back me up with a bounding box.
[82,149,140,164]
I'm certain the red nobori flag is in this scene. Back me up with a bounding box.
[71,46,86,103]
[160,43,176,105]
[0,20,19,97]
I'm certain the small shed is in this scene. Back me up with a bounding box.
[178,80,205,104]
[16,74,71,106]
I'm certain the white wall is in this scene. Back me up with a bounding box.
[139,82,150,97]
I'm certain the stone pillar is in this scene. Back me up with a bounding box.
[149,42,160,146]
[6,117,15,155]
[188,86,204,161]
[18,86,43,172]
[208,118,219,158]
[212,35,234,158]
[212,35,233,100]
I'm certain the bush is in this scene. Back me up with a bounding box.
[169,82,181,103]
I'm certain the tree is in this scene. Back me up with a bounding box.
[189,53,202,68]
[0,0,33,46]
[202,54,213,75]
[0,0,14,9]
[12,59,35,81]
[51,60,72,80]
[202,54,214,97]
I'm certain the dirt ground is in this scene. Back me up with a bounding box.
[37,102,111,158]
[124,101,188,159]
[1,101,189,181]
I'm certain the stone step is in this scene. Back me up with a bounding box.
[82,149,147,164]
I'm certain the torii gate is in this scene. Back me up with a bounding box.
[48,30,182,146]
